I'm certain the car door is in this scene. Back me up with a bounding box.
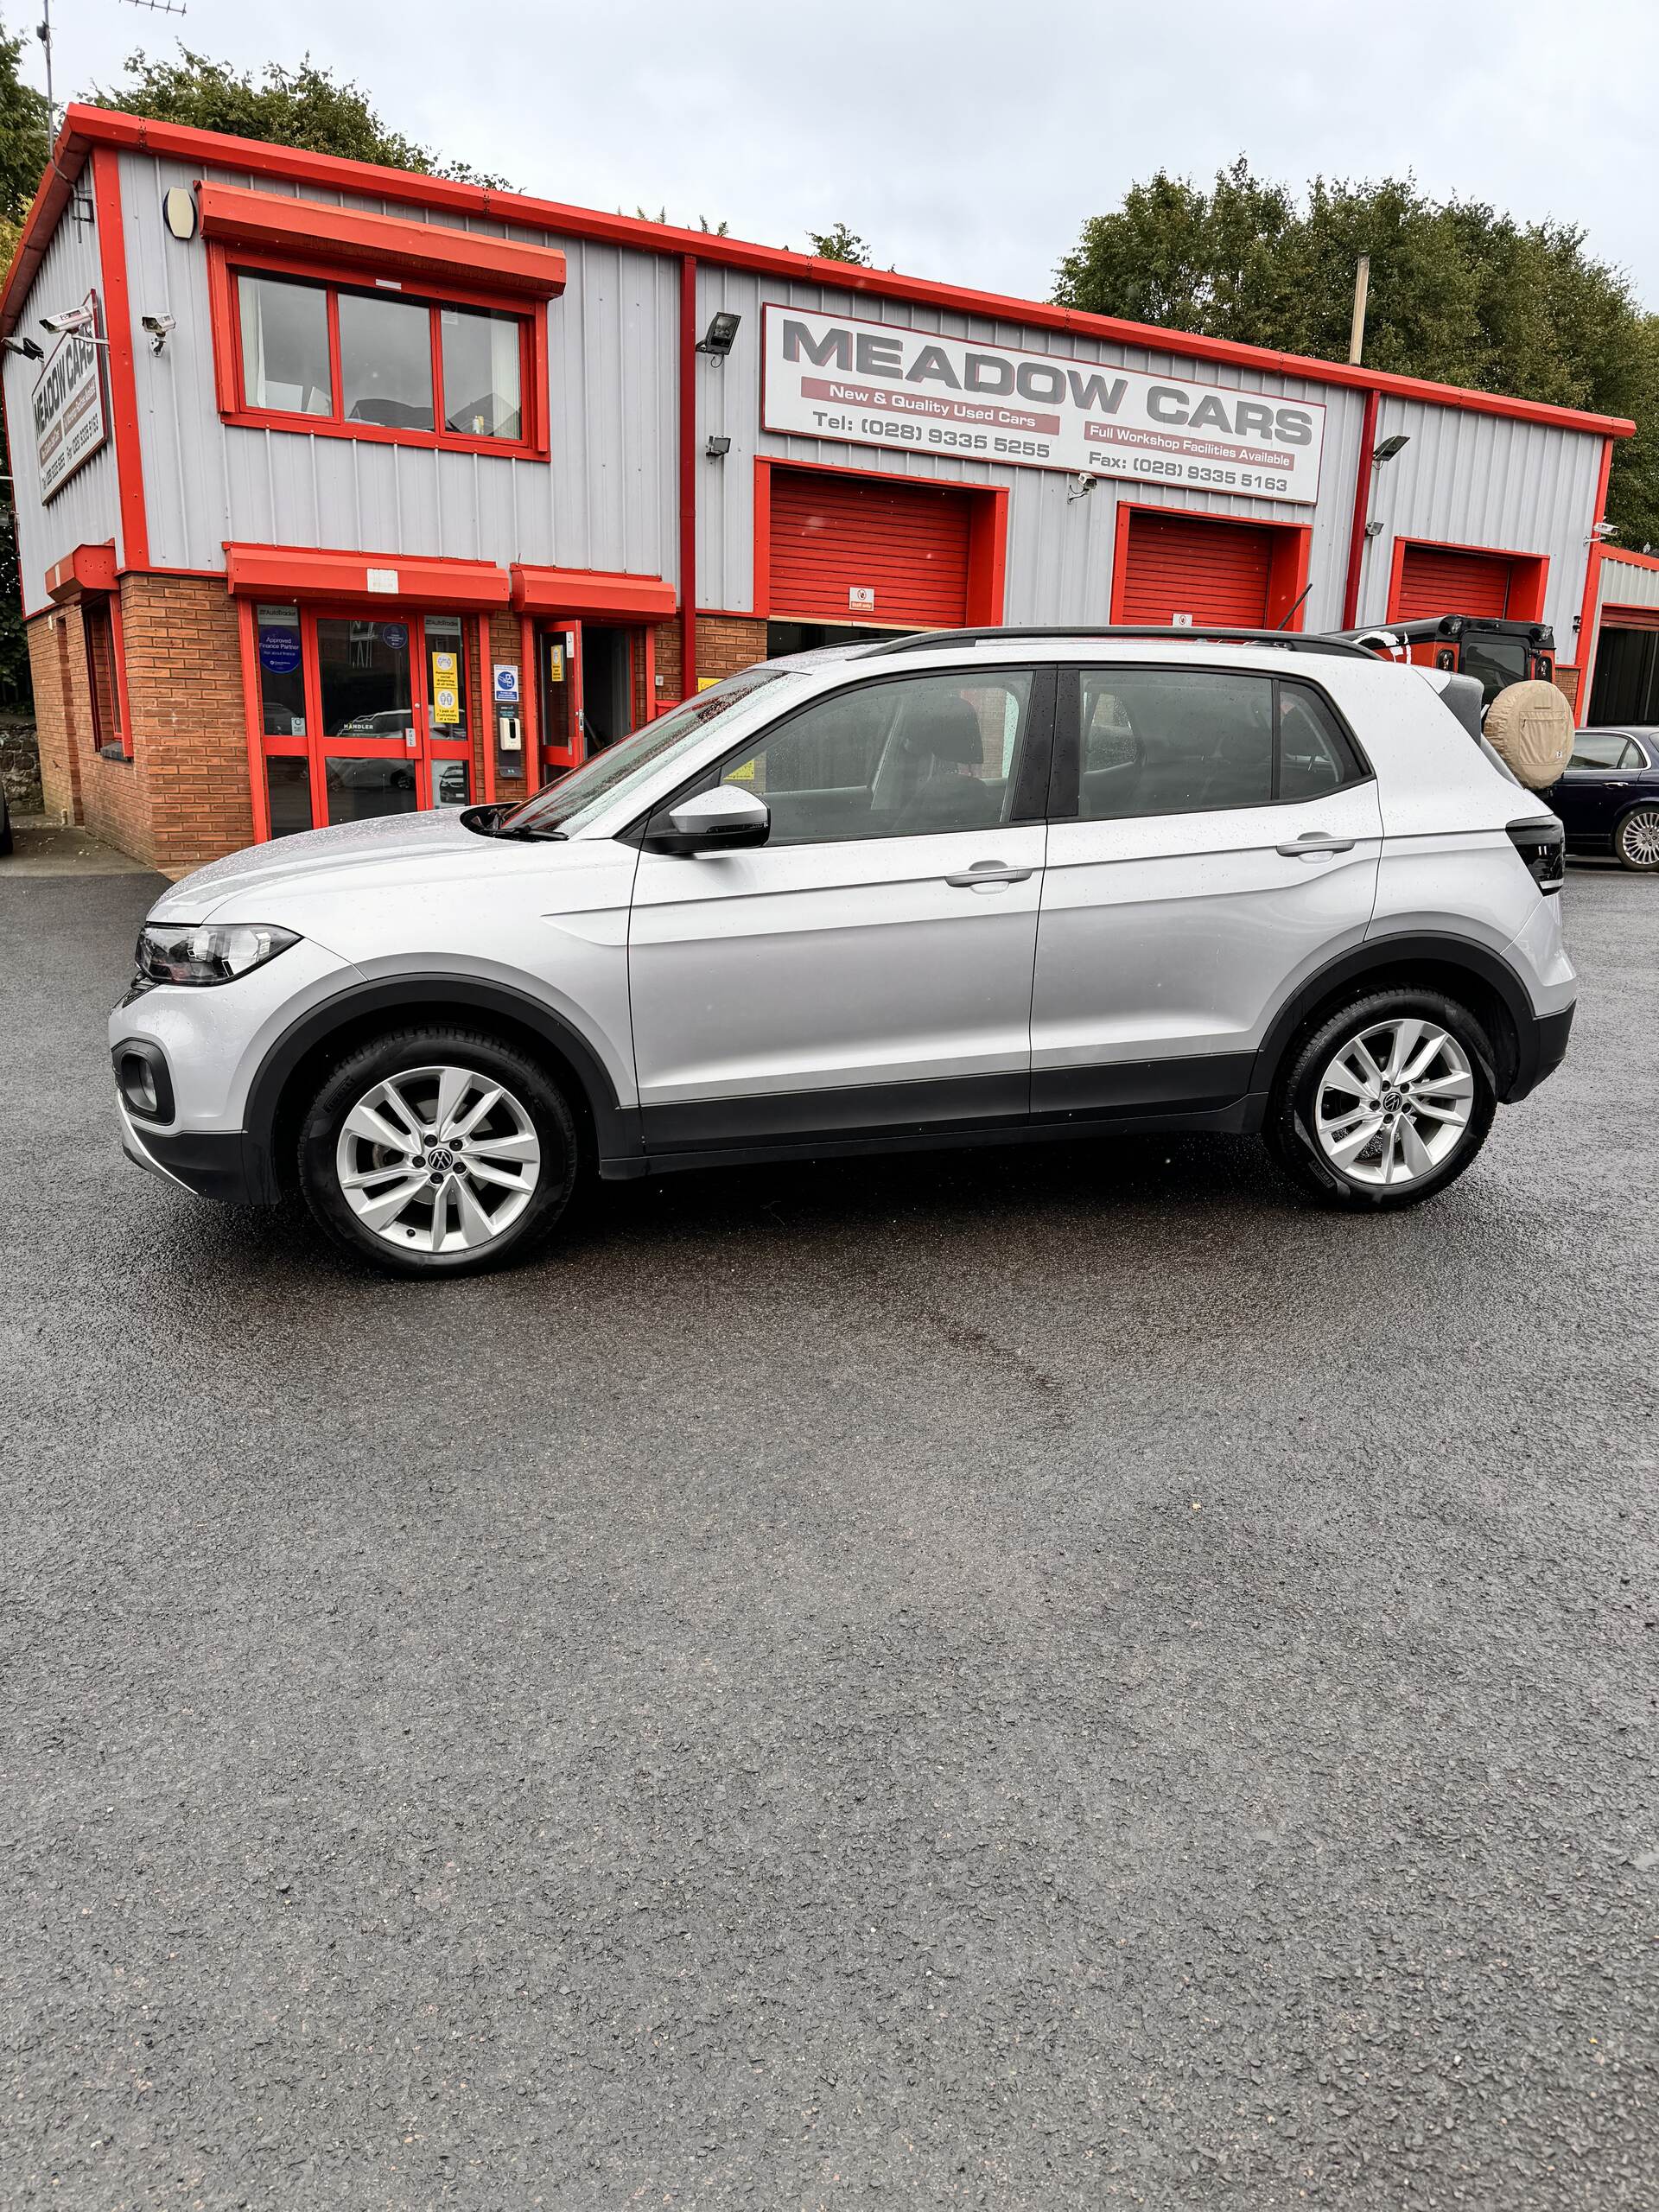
[627,664,1052,1155]
[1544,731,1643,848]
[1031,663,1382,1118]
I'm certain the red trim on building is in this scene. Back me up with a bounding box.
[1,108,1634,447]
[678,255,698,697]
[1385,537,1548,624]
[89,146,148,572]
[1109,503,1311,631]
[223,542,511,608]
[1572,437,1618,723]
[968,488,1010,626]
[510,564,675,620]
[1340,388,1380,629]
[238,597,272,842]
[751,454,1007,631]
[46,539,118,601]
[206,242,549,462]
[197,181,566,298]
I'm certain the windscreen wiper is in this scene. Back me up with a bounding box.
[459,803,565,841]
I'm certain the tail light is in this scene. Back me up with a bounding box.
[1507,816,1565,895]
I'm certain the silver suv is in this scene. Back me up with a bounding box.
[111,629,1575,1277]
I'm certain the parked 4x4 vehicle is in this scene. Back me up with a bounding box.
[111,629,1575,1277]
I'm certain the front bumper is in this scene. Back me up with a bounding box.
[117,1093,269,1205]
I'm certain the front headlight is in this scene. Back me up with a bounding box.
[136,922,301,987]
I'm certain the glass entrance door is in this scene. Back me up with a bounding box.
[254,605,478,835]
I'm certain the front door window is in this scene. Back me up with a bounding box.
[318,615,419,823]
[254,607,476,836]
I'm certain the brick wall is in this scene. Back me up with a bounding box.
[652,619,682,706]
[27,612,79,822]
[695,614,768,687]
[27,600,154,855]
[486,610,529,798]
[123,575,252,872]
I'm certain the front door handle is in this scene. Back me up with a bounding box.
[1276,832,1356,858]
[945,860,1034,888]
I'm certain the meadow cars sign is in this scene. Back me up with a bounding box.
[763,305,1326,505]
[33,294,109,502]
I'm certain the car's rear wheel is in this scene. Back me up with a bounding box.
[1265,988,1497,1209]
[297,1027,579,1275]
[1615,806,1659,872]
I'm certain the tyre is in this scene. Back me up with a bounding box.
[297,1027,579,1276]
[1615,806,1659,873]
[1264,988,1497,1210]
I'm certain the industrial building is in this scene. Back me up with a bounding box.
[1,104,1636,870]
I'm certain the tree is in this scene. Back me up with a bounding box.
[1054,157,1659,551]
[0,16,48,709]
[806,223,871,266]
[87,47,513,188]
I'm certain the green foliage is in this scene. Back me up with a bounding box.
[1055,157,1659,550]
[86,47,513,188]
[806,223,871,266]
[0,15,47,227]
[0,19,46,712]
[629,207,729,234]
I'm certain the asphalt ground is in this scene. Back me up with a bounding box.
[3,860,1656,2209]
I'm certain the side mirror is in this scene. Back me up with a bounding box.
[645,783,770,856]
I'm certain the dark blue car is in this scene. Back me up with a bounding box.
[1542,727,1659,872]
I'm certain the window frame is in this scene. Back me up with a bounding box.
[627,664,1057,850]
[207,243,548,461]
[82,594,131,762]
[1048,662,1375,823]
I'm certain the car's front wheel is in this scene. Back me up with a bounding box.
[1615,806,1659,872]
[1265,989,1497,1209]
[297,1027,579,1275]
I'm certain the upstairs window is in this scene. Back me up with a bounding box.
[226,262,534,456]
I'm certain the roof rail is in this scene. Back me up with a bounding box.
[859,625,1379,661]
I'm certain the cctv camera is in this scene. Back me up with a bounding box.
[141,314,175,354]
[39,306,95,336]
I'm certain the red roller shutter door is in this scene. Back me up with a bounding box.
[770,470,973,628]
[1118,511,1275,626]
[1395,543,1516,619]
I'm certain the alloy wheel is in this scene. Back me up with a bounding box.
[1313,1017,1475,1190]
[1618,809,1659,868]
[334,1063,542,1254]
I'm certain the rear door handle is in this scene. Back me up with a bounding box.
[1276,832,1356,858]
[945,861,1033,888]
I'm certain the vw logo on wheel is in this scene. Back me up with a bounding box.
[427,1144,455,1171]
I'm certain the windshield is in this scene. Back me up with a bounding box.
[498,664,798,836]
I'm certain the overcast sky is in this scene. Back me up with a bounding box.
[30,0,1659,309]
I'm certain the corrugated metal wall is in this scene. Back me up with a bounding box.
[695,264,1376,628]
[1355,397,1605,643]
[1594,552,1659,616]
[3,146,1608,655]
[119,150,680,583]
[4,200,121,616]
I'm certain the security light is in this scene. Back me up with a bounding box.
[2,334,43,360]
[696,311,741,356]
[1372,433,1410,466]
[705,435,731,458]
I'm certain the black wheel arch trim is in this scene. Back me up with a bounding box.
[241,976,639,1203]
[1249,933,1557,1106]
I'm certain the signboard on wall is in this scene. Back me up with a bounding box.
[762,304,1326,506]
[32,292,109,502]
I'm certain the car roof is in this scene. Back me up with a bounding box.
[765,632,1377,681]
